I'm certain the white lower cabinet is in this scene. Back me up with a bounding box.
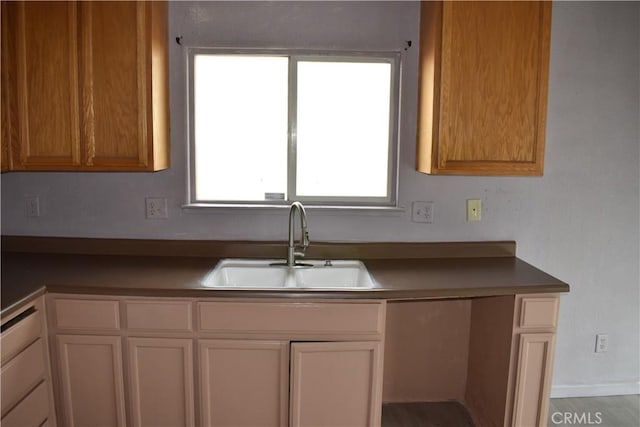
[48,295,385,427]
[45,293,560,426]
[508,295,559,427]
[200,340,289,426]
[511,332,556,427]
[56,334,126,427]
[128,337,194,427]
[290,341,383,427]
[1,295,56,427]
[198,339,384,427]
[2,380,51,426]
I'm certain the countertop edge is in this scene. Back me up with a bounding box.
[41,282,569,302]
[1,286,46,321]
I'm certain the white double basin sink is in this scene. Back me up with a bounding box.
[203,259,376,290]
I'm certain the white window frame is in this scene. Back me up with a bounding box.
[186,48,401,208]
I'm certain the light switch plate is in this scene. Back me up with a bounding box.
[467,199,482,222]
[25,196,41,217]
[595,334,608,353]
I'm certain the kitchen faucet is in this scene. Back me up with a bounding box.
[287,201,309,266]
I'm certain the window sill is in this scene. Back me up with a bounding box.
[181,203,406,217]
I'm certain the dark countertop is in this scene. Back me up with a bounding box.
[1,250,569,314]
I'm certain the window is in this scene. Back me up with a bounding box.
[187,50,400,207]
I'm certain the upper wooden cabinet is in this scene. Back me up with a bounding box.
[7,1,81,170]
[417,1,551,175]
[1,1,169,171]
[1,1,15,171]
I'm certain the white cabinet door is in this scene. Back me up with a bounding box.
[199,339,289,427]
[512,332,556,427]
[56,335,126,427]
[290,341,383,427]
[128,337,194,427]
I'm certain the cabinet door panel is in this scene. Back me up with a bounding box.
[53,298,120,331]
[290,341,383,427]
[10,1,81,169]
[56,335,126,427]
[418,1,551,175]
[3,1,168,171]
[80,1,148,168]
[512,333,555,427]
[200,339,289,427]
[198,301,385,338]
[519,296,559,329]
[128,337,194,427]
[126,300,193,332]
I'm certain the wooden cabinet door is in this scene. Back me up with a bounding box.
[417,1,551,175]
[6,1,81,170]
[127,337,195,427]
[199,339,289,427]
[511,333,555,427]
[1,1,12,172]
[2,1,168,172]
[289,341,383,427]
[79,1,169,171]
[56,335,126,427]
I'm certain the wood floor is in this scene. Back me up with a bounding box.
[382,402,474,427]
[548,395,640,426]
[382,395,640,427]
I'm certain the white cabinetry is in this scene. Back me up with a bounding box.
[0,295,56,426]
[56,334,126,426]
[509,295,559,427]
[290,341,383,427]
[197,300,386,427]
[128,337,194,427]
[199,339,289,426]
[47,295,385,427]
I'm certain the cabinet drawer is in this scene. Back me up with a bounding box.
[519,297,558,329]
[1,380,49,426]
[54,298,120,331]
[126,300,193,332]
[1,307,41,364]
[198,302,384,337]
[0,339,46,415]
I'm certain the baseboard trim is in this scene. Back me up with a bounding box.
[551,382,640,398]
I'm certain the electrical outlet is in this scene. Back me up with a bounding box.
[25,196,40,217]
[467,199,482,222]
[412,201,434,223]
[145,198,168,219]
[595,334,608,353]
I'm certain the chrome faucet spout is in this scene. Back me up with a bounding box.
[287,201,309,266]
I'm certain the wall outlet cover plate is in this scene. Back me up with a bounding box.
[412,201,434,223]
[146,198,168,219]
